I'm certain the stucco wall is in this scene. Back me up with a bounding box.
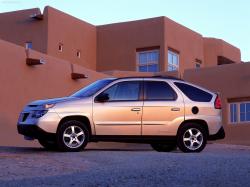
[184,63,250,145]
[0,39,107,146]
[203,38,241,67]
[164,18,204,74]
[0,8,48,53]
[97,17,165,72]
[46,6,97,70]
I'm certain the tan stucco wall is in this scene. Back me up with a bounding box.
[0,8,48,53]
[102,70,180,78]
[0,39,107,146]
[203,38,241,67]
[164,18,204,74]
[46,6,97,70]
[184,63,250,145]
[0,7,241,75]
[97,17,165,72]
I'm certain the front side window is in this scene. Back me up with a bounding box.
[144,81,177,101]
[174,82,212,102]
[168,49,179,71]
[102,81,141,101]
[137,50,159,72]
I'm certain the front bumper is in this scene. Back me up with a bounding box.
[208,127,225,140]
[17,125,56,140]
[17,110,61,134]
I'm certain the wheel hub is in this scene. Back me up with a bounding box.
[63,126,85,149]
[183,128,203,151]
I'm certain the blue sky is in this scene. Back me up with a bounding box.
[0,0,249,61]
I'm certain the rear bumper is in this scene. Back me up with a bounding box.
[208,127,225,140]
[17,125,55,140]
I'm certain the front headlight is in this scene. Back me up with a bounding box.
[44,103,55,109]
[31,110,48,118]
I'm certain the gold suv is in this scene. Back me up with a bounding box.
[17,76,225,152]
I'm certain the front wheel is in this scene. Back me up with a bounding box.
[57,120,89,152]
[177,123,207,153]
[151,143,177,152]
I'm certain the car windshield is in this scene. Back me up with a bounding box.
[71,79,114,98]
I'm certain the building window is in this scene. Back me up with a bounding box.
[137,49,159,72]
[229,102,250,124]
[25,42,32,49]
[230,103,237,123]
[195,59,202,68]
[168,49,179,71]
[196,63,201,68]
[240,103,250,122]
[59,43,63,52]
[76,50,81,58]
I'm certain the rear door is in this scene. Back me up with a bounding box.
[142,80,184,135]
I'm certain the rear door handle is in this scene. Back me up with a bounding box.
[171,107,180,111]
[131,108,141,111]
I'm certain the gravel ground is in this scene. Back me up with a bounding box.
[0,143,250,187]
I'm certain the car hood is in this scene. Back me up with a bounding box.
[28,97,80,106]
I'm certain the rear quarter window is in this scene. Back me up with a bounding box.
[174,82,212,102]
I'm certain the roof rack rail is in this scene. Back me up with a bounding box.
[115,75,183,81]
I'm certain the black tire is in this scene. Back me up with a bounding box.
[38,139,58,150]
[57,120,89,152]
[151,143,177,152]
[177,123,207,153]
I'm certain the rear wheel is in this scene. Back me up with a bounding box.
[177,123,207,153]
[38,139,57,150]
[151,143,177,152]
[57,120,89,152]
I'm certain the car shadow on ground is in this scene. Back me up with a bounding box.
[0,146,46,154]
[0,146,182,154]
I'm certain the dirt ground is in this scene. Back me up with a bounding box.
[0,143,250,187]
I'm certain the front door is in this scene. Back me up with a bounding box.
[93,80,143,135]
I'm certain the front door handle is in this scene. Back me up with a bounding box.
[171,107,180,111]
[131,108,141,111]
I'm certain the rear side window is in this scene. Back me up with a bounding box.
[144,81,177,101]
[174,82,212,102]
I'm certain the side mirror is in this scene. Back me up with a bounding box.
[95,93,109,103]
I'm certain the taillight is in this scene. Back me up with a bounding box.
[214,95,221,109]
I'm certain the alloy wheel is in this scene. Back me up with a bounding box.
[183,128,203,151]
[63,125,85,148]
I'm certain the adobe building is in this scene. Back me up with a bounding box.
[0,6,249,146]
